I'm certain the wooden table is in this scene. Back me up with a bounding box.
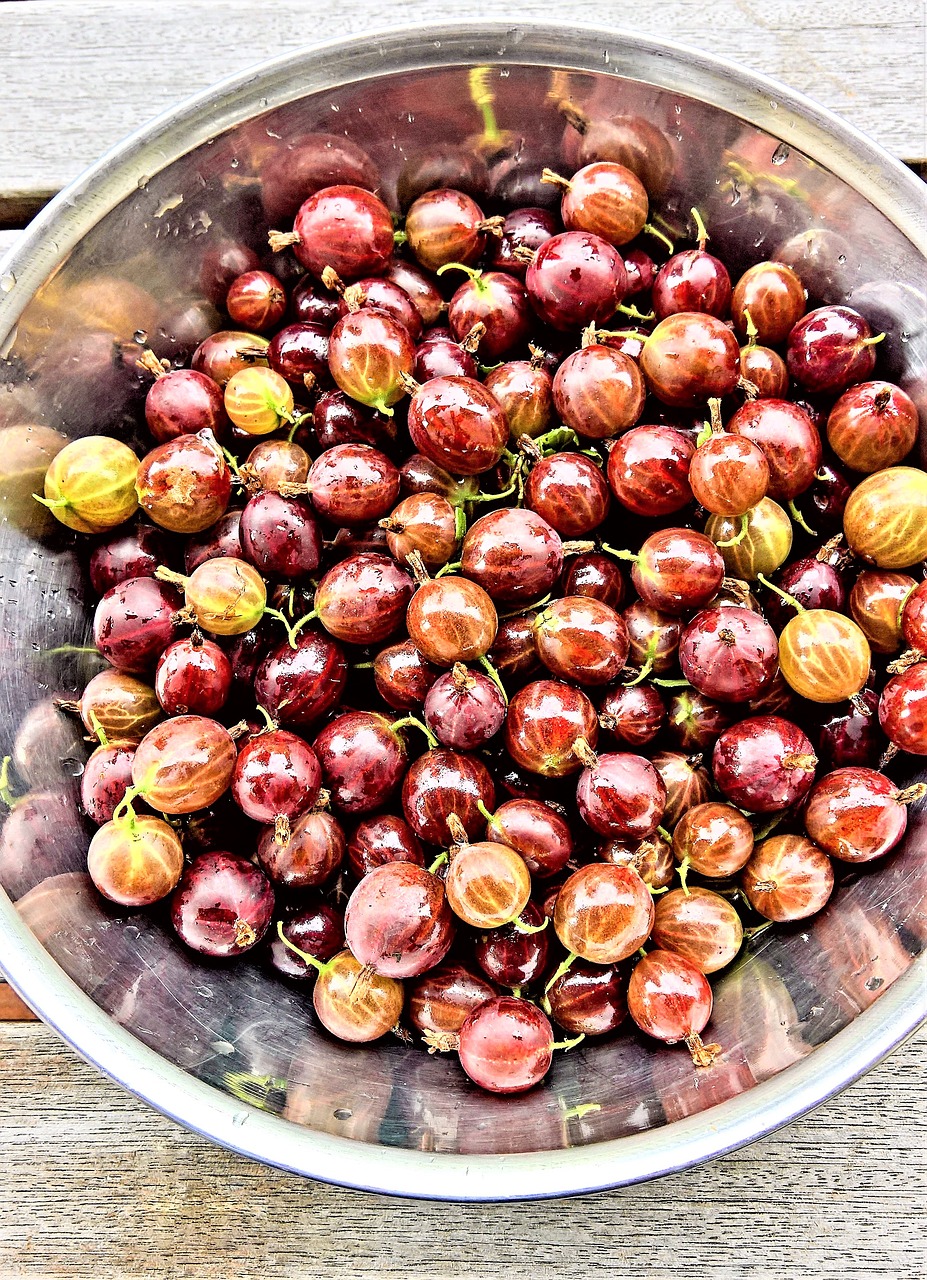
[1,3,925,1275]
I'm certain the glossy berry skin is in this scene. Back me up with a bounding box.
[185,510,243,572]
[80,743,136,825]
[843,467,927,569]
[505,680,599,777]
[489,206,558,277]
[458,997,554,1094]
[314,553,413,646]
[902,580,927,652]
[136,431,231,535]
[786,306,880,394]
[558,161,649,245]
[313,712,407,814]
[525,452,610,537]
[490,615,542,682]
[346,814,424,879]
[652,250,732,320]
[804,767,913,863]
[473,901,550,987]
[407,963,497,1038]
[328,311,414,415]
[483,798,573,879]
[340,276,423,342]
[672,802,754,878]
[849,570,915,655]
[483,360,555,440]
[778,610,871,704]
[133,715,237,814]
[652,887,743,975]
[445,271,532,361]
[552,344,645,439]
[170,852,274,957]
[764,556,846,630]
[155,636,232,716]
[689,433,769,516]
[607,425,695,518]
[445,840,531,929]
[145,368,228,444]
[93,577,182,673]
[651,751,711,828]
[191,330,270,387]
[577,751,667,839]
[256,810,345,890]
[554,863,655,963]
[705,497,793,580]
[344,863,454,978]
[239,492,322,580]
[87,816,184,908]
[269,903,345,979]
[254,630,348,728]
[712,716,818,814]
[525,231,629,331]
[741,835,834,922]
[547,958,624,1043]
[226,270,287,331]
[731,261,805,345]
[384,260,446,326]
[879,664,927,755]
[627,950,712,1043]
[424,666,506,750]
[740,343,789,399]
[407,376,508,477]
[267,322,331,387]
[666,690,734,754]
[816,690,884,771]
[381,492,458,570]
[680,604,778,703]
[312,951,404,1043]
[826,381,918,473]
[289,185,394,280]
[600,683,665,749]
[623,601,682,676]
[308,443,399,527]
[241,439,311,492]
[461,508,563,607]
[75,669,162,745]
[407,576,498,666]
[401,749,496,845]
[313,389,394,452]
[373,640,440,710]
[562,553,626,610]
[231,729,321,824]
[728,399,822,500]
[534,596,629,686]
[89,524,175,596]
[640,313,740,407]
[632,528,724,614]
[413,332,478,382]
[289,273,341,328]
[41,435,139,534]
[405,188,494,271]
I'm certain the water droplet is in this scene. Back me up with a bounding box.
[62,757,85,778]
[837,254,847,265]
[771,143,790,166]
[769,100,778,111]
[231,1110,249,1127]
[900,331,910,343]
[499,67,510,78]
[0,272,15,293]
[133,330,147,345]
[230,157,239,169]
[333,1107,353,1120]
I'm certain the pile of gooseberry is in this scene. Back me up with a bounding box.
[27,119,927,1097]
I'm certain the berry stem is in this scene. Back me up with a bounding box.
[478,654,508,705]
[390,715,439,750]
[543,950,578,996]
[715,513,750,547]
[689,206,709,251]
[276,921,330,974]
[510,913,549,936]
[642,222,674,253]
[757,572,804,613]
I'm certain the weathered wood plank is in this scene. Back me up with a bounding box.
[0,0,923,206]
[0,1021,924,1278]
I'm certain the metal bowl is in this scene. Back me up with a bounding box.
[0,23,924,1201]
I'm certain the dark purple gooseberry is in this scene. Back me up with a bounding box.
[413,331,479,382]
[623,248,656,296]
[344,862,455,979]
[712,715,818,813]
[268,322,332,388]
[815,689,886,770]
[679,605,778,703]
[490,615,543,682]
[346,814,425,879]
[89,525,176,596]
[80,743,135,825]
[461,507,563,606]
[184,509,243,573]
[290,274,342,329]
[396,144,490,209]
[339,276,424,343]
[424,664,507,750]
[666,690,735,753]
[170,852,275,958]
[786,305,881,395]
[155,635,232,716]
[575,748,667,839]
[484,798,573,879]
[489,207,558,278]
[524,453,611,538]
[373,640,440,710]
[222,626,269,692]
[808,459,853,532]
[269,901,346,979]
[253,630,348,727]
[445,269,533,362]
[232,729,322,828]
[763,554,846,630]
[313,711,411,814]
[650,750,711,827]
[561,553,626,611]
[308,443,400,527]
[239,492,322,580]
[599,683,666,748]
[144,367,229,444]
[401,749,496,846]
[525,231,629,331]
[92,577,183,673]
[652,248,732,320]
[472,901,551,987]
[312,389,397,451]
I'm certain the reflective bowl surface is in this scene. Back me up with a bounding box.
[0,22,925,1200]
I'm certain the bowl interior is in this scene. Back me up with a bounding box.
[0,29,925,1195]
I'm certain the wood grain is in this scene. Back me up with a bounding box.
[0,1021,924,1279]
[0,0,923,205]
[0,985,36,1022]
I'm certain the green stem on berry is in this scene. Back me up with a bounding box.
[788,499,817,537]
[715,513,750,547]
[510,913,549,936]
[676,855,691,896]
[428,852,449,875]
[478,654,508,705]
[643,222,674,253]
[756,572,804,614]
[600,542,637,563]
[86,708,109,748]
[552,1032,585,1052]
[276,921,332,974]
[435,559,463,578]
[390,715,439,750]
[254,704,277,733]
[690,206,709,251]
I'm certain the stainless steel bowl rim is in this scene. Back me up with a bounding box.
[1,21,925,1200]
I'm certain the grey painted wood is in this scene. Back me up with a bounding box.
[0,0,924,205]
[0,1020,924,1279]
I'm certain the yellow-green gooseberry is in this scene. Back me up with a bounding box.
[37,435,139,533]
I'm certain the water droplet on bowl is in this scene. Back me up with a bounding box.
[0,273,15,293]
[333,1107,353,1120]
[771,143,790,165]
[133,330,147,345]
